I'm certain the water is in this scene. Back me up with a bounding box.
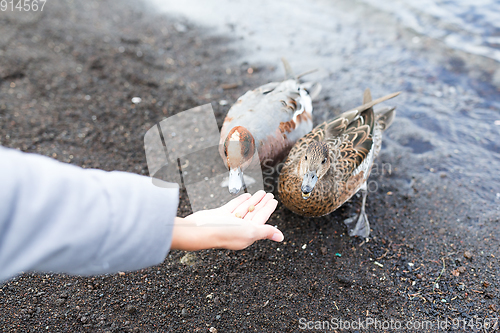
[146,0,500,219]
[360,0,500,62]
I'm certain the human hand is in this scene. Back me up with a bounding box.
[171,190,284,251]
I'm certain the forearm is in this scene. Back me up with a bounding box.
[171,217,199,251]
[170,217,226,251]
[0,147,179,282]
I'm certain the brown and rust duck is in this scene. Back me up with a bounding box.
[278,89,400,238]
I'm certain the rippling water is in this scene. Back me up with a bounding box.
[147,0,500,219]
[360,0,500,62]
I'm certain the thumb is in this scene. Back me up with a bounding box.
[256,225,284,242]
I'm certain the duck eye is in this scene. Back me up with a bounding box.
[304,156,307,161]
[322,157,327,164]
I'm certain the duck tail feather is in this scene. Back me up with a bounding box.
[375,106,397,131]
[281,57,295,80]
[347,91,401,114]
[296,68,318,79]
[302,82,322,100]
[363,88,372,104]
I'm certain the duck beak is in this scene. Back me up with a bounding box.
[301,171,317,200]
[228,167,244,195]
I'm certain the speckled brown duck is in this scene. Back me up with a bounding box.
[219,59,321,195]
[278,89,400,238]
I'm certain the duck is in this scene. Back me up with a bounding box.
[278,88,400,238]
[219,59,321,195]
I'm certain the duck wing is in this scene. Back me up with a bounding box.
[219,81,280,141]
[324,90,400,180]
[220,79,321,162]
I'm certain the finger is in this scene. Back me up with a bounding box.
[255,224,284,242]
[233,190,266,218]
[250,198,278,224]
[222,192,252,212]
[244,192,274,220]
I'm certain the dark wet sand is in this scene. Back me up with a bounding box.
[0,1,498,332]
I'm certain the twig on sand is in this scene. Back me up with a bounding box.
[377,248,390,260]
[432,257,445,293]
[408,293,427,303]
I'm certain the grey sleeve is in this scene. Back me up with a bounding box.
[0,146,179,282]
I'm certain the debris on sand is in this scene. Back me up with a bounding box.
[180,253,198,266]
[221,83,240,90]
[464,250,473,260]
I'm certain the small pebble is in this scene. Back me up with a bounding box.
[337,275,352,285]
[181,308,189,317]
[80,316,88,323]
[125,305,137,314]
[483,281,490,288]
[54,298,65,306]
[174,23,187,32]
[248,205,255,212]
[416,273,423,279]
[464,251,473,259]
[458,266,466,273]
[209,327,217,333]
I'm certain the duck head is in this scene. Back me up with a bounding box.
[299,141,331,199]
[223,126,256,195]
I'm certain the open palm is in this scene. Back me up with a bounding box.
[172,191,283,251]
